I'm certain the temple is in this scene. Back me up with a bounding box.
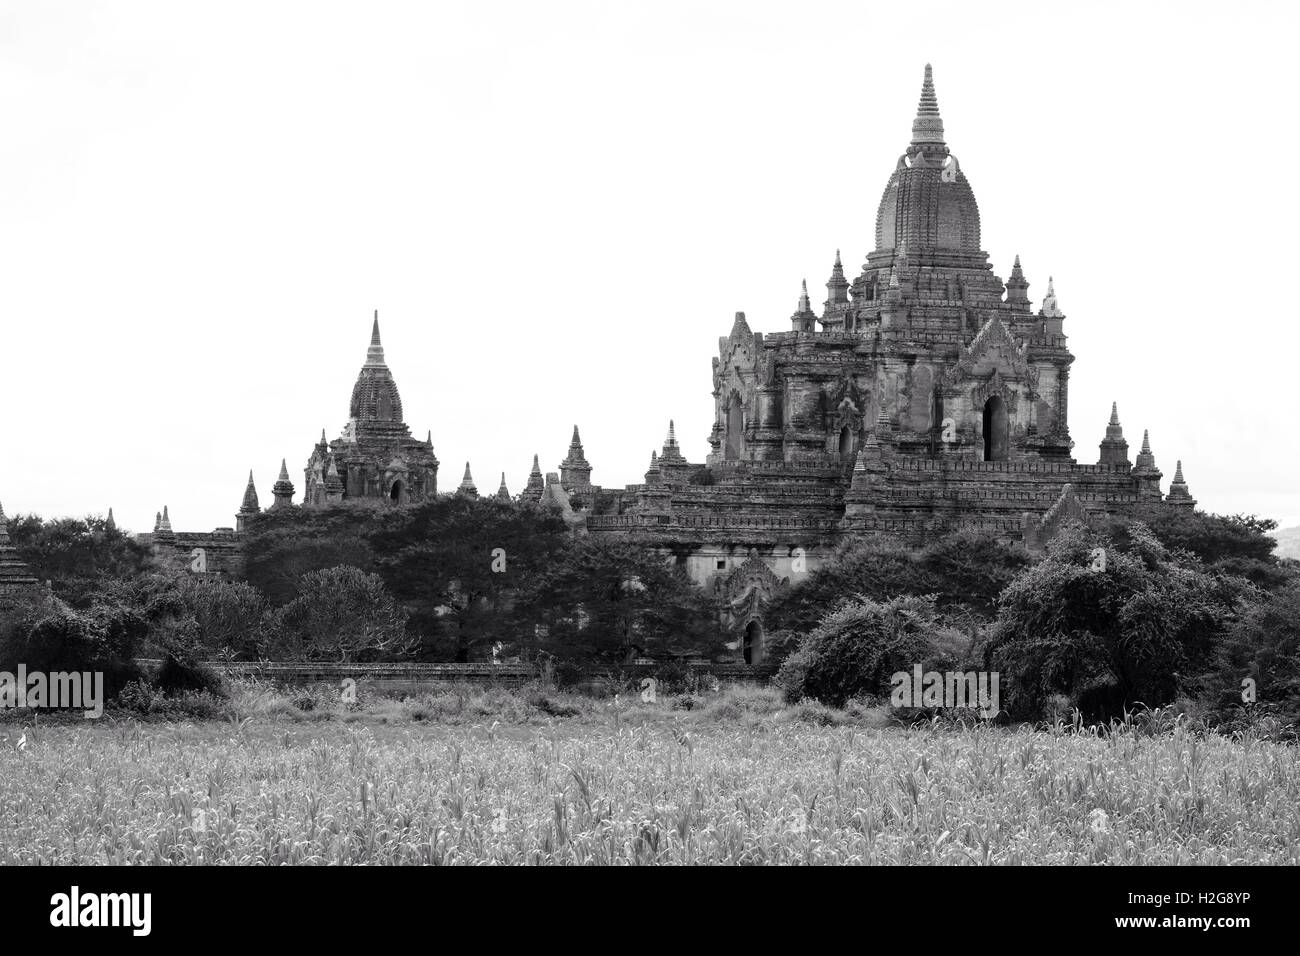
[129,66,1199,664]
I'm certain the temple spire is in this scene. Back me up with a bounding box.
[560,425,593,502]
[238,470,261,531]
[910,63,946,146]
[1006,254,1030,306]
[521,453,545,505]
[272,458,296,510]
[1041,276,1063,318]
[458,462,478,496]
[105,508,116,532]
[365,311,386,367]
[792,277,818,331]
[1098,402,1129,466]
[1166,459,1197,508]
[496,472,511,501]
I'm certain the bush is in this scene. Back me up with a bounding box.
[776,595,963,707]
[267,566,414,662]
[987,523,1242,721]
[0,604,147,698]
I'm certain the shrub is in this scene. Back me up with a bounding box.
[987,523,1241,721]
[0,604,147,698]
[267,566,413,662]
[776,595,963,707]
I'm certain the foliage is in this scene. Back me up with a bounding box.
[514,538,721,667]
[1202,578,1300,722]
[369,496,570,662]
[775,595,965,707]
[268,566,413,663]
[986,523,1242,721]
[1097,506,1287,589]
[240,501,385,605]
[7,513,153,609]
[0,604,148,697]
[765,531,1028,642]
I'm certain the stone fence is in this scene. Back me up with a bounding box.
[136,659,776,696]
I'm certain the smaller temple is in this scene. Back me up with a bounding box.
[559,426,594,508]
[0,502,43,604]
[458,462,478,497]
[1166,460,1197,509]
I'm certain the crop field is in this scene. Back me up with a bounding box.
[0,687,1296,865]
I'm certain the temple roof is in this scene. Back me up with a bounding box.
[874,64,982,256]
[349,311,405,424]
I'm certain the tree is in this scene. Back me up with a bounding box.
[513,538,721,668]
[240,501,384,605]
[1097,506,1287,589]
[268,566,413,662]
[986,522,1242,720]
[7,513,153,609]
[764,531,1028,644]
[369,496,571,662]
[1204,579,1300,722]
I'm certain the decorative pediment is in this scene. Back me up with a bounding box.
[718,550,788,612]
[952,317,1032,380]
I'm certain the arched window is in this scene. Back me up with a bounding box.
[390,480,403,503]
[724,394,744,461]
[983,396,1009,461]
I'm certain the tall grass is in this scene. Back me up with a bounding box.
[0,701,1295,864]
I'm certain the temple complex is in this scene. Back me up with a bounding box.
[135,66,1199,664]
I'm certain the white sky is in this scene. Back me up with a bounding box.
[1,0,1296,533]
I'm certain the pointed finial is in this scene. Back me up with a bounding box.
[668,419,677,444]
[1041,276,1063,318]
[798,279,811,311]
[531,453,541,473]
[426,430,432,445]
[320,428,327,444]
[1140,430,1151,455]
[835,248,842,267]
[911,63,945,146]
[365,312,386,366]
[571,425,582,446]
[279,458,290,481]
[1173,460,1185,482]
[105,507,116,531]
[1109,402,1119,425]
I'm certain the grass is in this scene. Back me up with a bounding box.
[0,683,1296,864]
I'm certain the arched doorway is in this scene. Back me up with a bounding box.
[742,620,763,665]
[724,394,744,461]
[983,396,1008,461]
[838,425,854,459]
[389,480,403,503]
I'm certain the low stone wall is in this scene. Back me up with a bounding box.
[135,660,775,696]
